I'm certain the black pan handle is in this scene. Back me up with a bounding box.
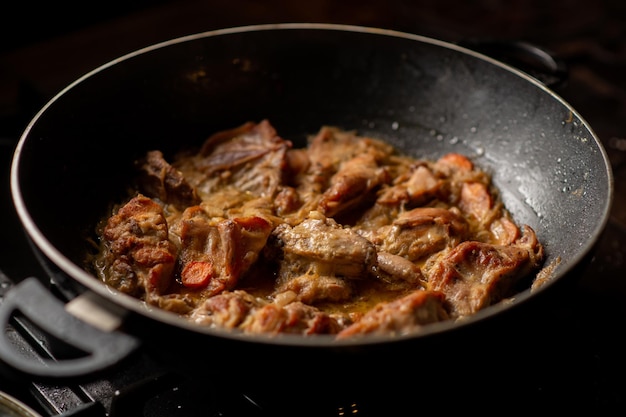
[0,277,140,379]
[458,39,569,89]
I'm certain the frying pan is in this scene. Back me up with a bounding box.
[1,24,613,385]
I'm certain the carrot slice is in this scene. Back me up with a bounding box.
[181,261,213,288]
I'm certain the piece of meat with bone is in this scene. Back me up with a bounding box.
[268,211,377,303]
[426,225,545,317]
[101,194,177,302]
[186,119,292,198]
[336,290,449,339]
[137,150,201,210]
[175,205,273,298]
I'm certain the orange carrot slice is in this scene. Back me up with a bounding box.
[181,261,213,288]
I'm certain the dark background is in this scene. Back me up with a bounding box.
[1,0,626,414]
[2,0,626,140]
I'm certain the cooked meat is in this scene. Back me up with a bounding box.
[377,163,442,207]
[290,126,396,220]
[92,121,545,339]
[459,182,494,223]
[175,205,273,298]
[318,151,389,218]
[426,225,544,317]
[100,194,177,302]
[336,290,449,339]
[190,290,263,328]
[190,290,342,335]
[184,119,292,198]
[305,126,393,185]
[490,216,521,245]
[137,150,201,210]
[242,301,342,335]
[375,251,425,289]
[273,186,302,216]
[274,274,353,305]
[374,207,469,262]
[433,152,492,205]
[268,211,377,303]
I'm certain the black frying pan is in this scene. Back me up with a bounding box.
[2,24,613,383]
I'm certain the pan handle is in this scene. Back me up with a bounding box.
[458,39,569,88]
[0,277,140,379]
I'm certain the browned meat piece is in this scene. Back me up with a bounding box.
[336,290,449,339]
[273,186,302,216]
[434,155,515,244]
[275,275,353,304]
[284,148,311,184]
[190,290,262,328]
[176,206,273,297]
[190,119,292,198]
[269,212,377,303]
[270,148,311,216]
[199,121,258,155]
[190,291,341,335]
[101,194,177,301]
[306,127,386,183]
[427,225,544,317]
[318,152,389,218]
[292,127,395,215]
[375,251,426,289]
[375,207,469,262]
[377,164,442,207]
[242,301,342,335]
[490,216,521,245]
[433,153,492,205]
[352,202,399,242]
[152,294,196,314]
[137,150,201,210]
[459,182,493,223]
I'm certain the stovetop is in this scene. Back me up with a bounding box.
[1,0,626,415]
